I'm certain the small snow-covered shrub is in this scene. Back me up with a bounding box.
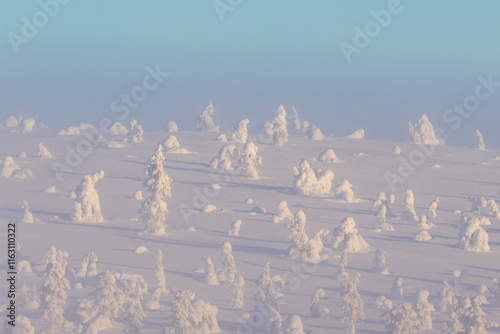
[292,160,334,196]
[160,135,191,154]
[1,156,32,178]
[373,249,390,275]
[279,314,305,334]
[415,229,432,242]
[457,217,490,252]
[308,126,324,140]
[209,144,238,170]
[229,219,241,236]
[310,289,327,318]
[125,120,144,143]
[198,100,219,132]
[402,189,419,222]
[331,217,370,253]
[109,121,128,135]
[163,121,178,133]
[203,204,217,213]
[272,200,293,224]
[203,256,219,286]
[292,106,310,135]
[334,179,358,203]
[21,118,35,133]
[230,119,249,143]
[22,200,34,224]
[272,105,288,146]
[318,149,342,163]
[71,170,105,223]
[43,186,56,193]
[132,190,143,200]
[347,129,365,139]
[4,115,19,127]
[38,142,53,159]
[409,114,440,145]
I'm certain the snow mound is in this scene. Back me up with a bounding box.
[392,145,401,155]
[347,129,365,139]
[4,115,19,127]
[203,204,217,213]
[100,140,126,149]
[132,190,143,200]
[109,121,128,135]
[163,121,178,133]
[18,259,32,273]
[37,142,53,159]
[161,135,192,154]
[56,123,94,135]
[334,179,358,203]
[43,186,56,193]
[1,156,32,178]
[308,126,325,141]
[134,246,148,254]
[415,230,432,242]
[216,134,227,142]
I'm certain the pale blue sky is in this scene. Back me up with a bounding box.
[1,1,499,147]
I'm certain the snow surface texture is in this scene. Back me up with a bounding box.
[0,124,499,333]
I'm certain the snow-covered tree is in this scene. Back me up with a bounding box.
[40,246,71,334]
[418,214,433,230]
[71,170,105,223]
[228,274,245,309]
[4,315,35,334]
[374,192,395,218]
[414,290,434,330]
[38,142,53,159]
[221,242,237,285]
[163,121,178,133]
[347,129,365,139]
[272,200,293,224]
[292,160,334,196]
[125,120,144,143]
[402,189,419,222]
[118,273,148,334]
[272,105,288,146]
[109,121,129,135]
[333,250,348,281]
[284,209,330,263]
[318,149,342,163]
[408,114,440,145]
[203,256,219,286]
[197,100,219,132]
[139,145,172,235]
[386,303,420,334]
[308,126,325,141]
[229,219,241,236]
[209,144,238,170]
[230,118,249,143]
[310,288,327,318]
[477,130,486,151]
[373,249,390,275]
[443,295,499,333]
[375,205,395,232]
[340,272,365,334]
[238,141,262,179]
[292,106,309,135]
[278,314,305,334]
[21,200,34,224]
[331,217,370,253]
[428,197,439,222]
[440,282,454,313]
[146,249,168,309]
[334,179,357,203]
[390,277,404,300]
[457,217,490,252]
[1,156,32,178]
[21,118,35,133]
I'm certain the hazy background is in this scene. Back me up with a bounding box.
[1,0,499,148]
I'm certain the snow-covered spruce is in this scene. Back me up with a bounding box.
[375,205,395,232]
[457,217,490,252]
[229,219,241,236]
[4,114,20,127]
[230,118,249,143]
[331,217,370,253]
[139,146,172,235]
[439,282,454,313]
[414,290,434,330]
[272,200,293,224]
[220,241,238,285]
[347,129,365,139]
[165,288,221,334]
[340,272,365,334]
[308,125,325,141]
[1,156,32,178]
[146,249,169,310]
[71,170,105,223]
[373,249,390,275]
[334,179,358,203]
[292,160,334,196]
[284,209,330,263]
[238,141,262,179]
[251,262,285,332]
[469,195,500,218]
[402,189,419,222]
[386,303,420,334]
[209,144,238,170]
[390,277,404,300]
[40,246,72,334]
[310,288,328,318]
[318,149,342,163]
[203,256,219,286]
[418,214,433,230]
[228,274,245,309]
[22,200,34,224]
[38,142,53,159]
[118,272,148,334]
[124,120,144,143]
[442,295,499,333]
[408,114,441,145]
[21,117,36,133]
[477,130,486,151]
[333,250,348,281]
[74,252,98,278]
[198,100,219,132]
[163,121,178,133]
[373,191,395,218]
[292,106,310,135]
[272,105,289,146]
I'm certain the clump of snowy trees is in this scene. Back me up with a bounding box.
[125,120,144,143]
[1,156,33,178]
[318,149,342,164]
[139,145,172,235]
[334,179,358,203]
[457,217,490,252]
[71,170,105,223]
[210,141,263,179]
[271,105,289,146]
[198,100,219,132]
[292,160,334,196]
[409,114,441,145]
[331,217,370,253]
[284,210,330,263]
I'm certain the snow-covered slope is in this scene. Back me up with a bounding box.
[1,125,499,333]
